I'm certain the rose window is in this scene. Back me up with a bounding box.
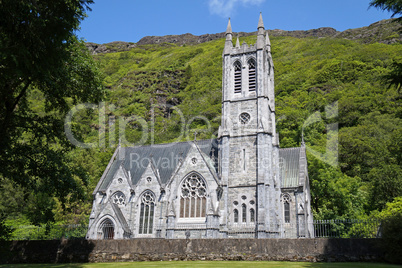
[112,191,125,205]
[239,113,250,124]
[142,191,155,204]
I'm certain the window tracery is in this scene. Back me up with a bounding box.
[112,191,125,205]
[139,191,155,234]
[239,113,250,125]
[180,173,207,218]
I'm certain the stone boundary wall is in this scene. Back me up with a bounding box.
[0,238,385,264]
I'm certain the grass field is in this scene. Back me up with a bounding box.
[0,262,400,268]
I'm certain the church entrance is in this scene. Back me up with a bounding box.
[100,219,114,239]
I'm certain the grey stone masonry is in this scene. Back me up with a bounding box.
[87,14,313,240]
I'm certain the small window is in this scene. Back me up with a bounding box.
[234,61,242,93]
[239,113,250,125]
[283,194,291,223]
[250,208,255,222]
[234,209,239,223]
[284,202,290,223]
[242,204,247,223]
[248,58,256,91]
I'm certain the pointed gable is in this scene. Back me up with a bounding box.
[93,140,219,195]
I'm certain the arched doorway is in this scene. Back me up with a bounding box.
[100,219,114,239]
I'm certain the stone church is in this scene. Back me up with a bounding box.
[87,14,314,239]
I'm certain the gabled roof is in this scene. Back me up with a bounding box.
[95,139,219,193]
[279,147,301,188]
[98,159,124,192]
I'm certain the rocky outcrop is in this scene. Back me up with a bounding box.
[335,19,402,44]
[136,27,339,46]
[85,41,136,55]
[85,19,401,54]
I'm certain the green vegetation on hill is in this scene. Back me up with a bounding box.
[1,26,401,233]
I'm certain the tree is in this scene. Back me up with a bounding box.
[0,0,104,222]
[370,0,402,19]
[377,197,402,263]
[370,0,402,91]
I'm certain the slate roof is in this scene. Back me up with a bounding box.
[97,139,219,193]
[279,147,301,188]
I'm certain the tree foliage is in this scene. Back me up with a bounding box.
[376,197,402,263]
[370,0,402,18]
[0,0,103,226]
[370,0,402,91]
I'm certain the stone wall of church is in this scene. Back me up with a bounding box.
[227,136,257,185]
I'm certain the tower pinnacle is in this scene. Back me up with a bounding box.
[258,12,264,29]
[257,13,265,49]
[226,18,232,34]
[224,18,233,54]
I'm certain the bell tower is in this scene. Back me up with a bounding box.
[218,13,282,238]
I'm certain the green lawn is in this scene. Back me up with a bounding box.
[0,262,400,268]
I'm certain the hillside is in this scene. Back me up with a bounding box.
[85,19,401,54]
[2,20,401,231]
[73,19,402,222]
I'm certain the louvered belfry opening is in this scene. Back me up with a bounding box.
[234,61,242,93]
[248,58,256,91]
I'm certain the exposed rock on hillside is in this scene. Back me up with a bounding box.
[85,41,136,55]
[85,19,401,54]
[136,27,339,46]
[335,19,402,44]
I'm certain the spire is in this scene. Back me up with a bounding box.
[235,35,240,48]
[258,12,264,29]
[226,18,232,34]
[257,13,265,49]
[224,18,233,54]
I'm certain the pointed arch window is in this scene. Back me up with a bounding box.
[139,191,155,234]
[180,173,207,218]
[248,58,256,91]
[283,194,291,223]
[250,208,255,222]
[234,61,242,93]
[234,209,239,223]
[242,204,247,223]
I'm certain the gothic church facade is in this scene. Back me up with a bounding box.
[87,14,313,239]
